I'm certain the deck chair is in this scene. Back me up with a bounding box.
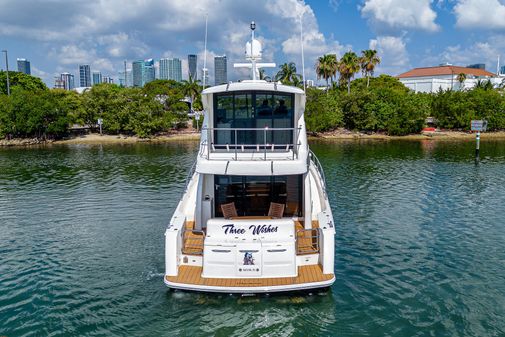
[268,202,285,219]
[221,202,238,219]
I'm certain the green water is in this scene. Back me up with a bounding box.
[1,140,505,336]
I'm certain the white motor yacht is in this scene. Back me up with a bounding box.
[164,22,335,293]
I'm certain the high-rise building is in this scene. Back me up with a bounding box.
[79,65,91,87]
[158,58,183,82]
[160,58,182,82]
[467,63,486,70]
[127,69,133,87]
[118,69,132,87]
[169,58,182,82]
[159,58,170,80]
[214,55,227,85]
[17,58,31,75]
[60,73,75,90]
[132,60,143,87]
[92,71,102,85]
[501,66,505,75]
[142,59,155,85]
[188,54,197,80]
[102,76,114,84]
[132,59,155,87]
[54,77,65,89]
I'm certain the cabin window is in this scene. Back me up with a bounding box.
[213,91,294,146]
[214,175,303,217]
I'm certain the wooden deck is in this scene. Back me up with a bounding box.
[166,264,333,287]
[182,221,204,255]
[295,220,320,255]
[182,220,320,256]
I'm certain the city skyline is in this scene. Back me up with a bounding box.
[1,0,505,87]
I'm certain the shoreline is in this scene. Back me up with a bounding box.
[311,129,505,141]
[2,130,505,147]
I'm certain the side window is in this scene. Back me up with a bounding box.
[273,94,292,117]
[256,94,273,118]
[216,94,233,126]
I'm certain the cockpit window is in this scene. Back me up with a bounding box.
[214,91,294,146]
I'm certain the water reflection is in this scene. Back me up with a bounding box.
[0,140,505,336]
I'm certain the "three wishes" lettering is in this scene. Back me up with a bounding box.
[222,224,278,235]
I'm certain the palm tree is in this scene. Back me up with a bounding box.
[475,79,494,90]
[259,69,271,81]
[338,51,361,94]
[274,62,299,83]
[360,49,381,87]
[291,74,303,88]
[181,75,202,112]
[316,54,338,88]
[456,73,467,90]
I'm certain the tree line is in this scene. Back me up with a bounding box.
[1,57,505,139]
[0,72,202,139]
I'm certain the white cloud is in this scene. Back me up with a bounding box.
[427,35,505,72]
[369,36,410,75]
[454,0,505,29]
[361,0,440,33]
[266,0,349,80]
[328,0,342,12]
[0,0,347,83]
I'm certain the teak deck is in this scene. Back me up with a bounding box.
[182,220,320,256]
[166,264,333,287]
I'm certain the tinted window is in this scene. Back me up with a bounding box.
[213,92,294,146]
[215,175,302,217]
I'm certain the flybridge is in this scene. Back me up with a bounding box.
[233,21,276,81]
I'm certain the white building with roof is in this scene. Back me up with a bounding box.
[398,65,501,93]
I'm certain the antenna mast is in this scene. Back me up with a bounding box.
[233,21,275,81]
[251,21,257,81]
[300,12,306,91]
[202,13,208,88]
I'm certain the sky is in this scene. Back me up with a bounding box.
[1,0,505,86]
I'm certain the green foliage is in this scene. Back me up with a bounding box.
[2,70,505,140]
[0,89,73,138]
[0,71,47,94]
[0,94,14,138]
[305,88,343,132]
[337,75,427,135]
[432,88,505,130]
[275,62,302,85]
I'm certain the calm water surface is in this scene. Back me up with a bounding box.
[1,140,505,336]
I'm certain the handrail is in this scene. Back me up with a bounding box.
[309,150,327,198]
[202,126,302,160]
[183,159,197,193]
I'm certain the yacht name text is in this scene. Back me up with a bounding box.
[222,224,278,235]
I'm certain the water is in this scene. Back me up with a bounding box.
[1,139,505,336]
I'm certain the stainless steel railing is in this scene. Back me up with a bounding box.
[183,159,197,193]
[309,150,327,198]
[201,126,302,160]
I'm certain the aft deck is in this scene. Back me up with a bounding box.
[166,264,333,288]
[182,220,320,256]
